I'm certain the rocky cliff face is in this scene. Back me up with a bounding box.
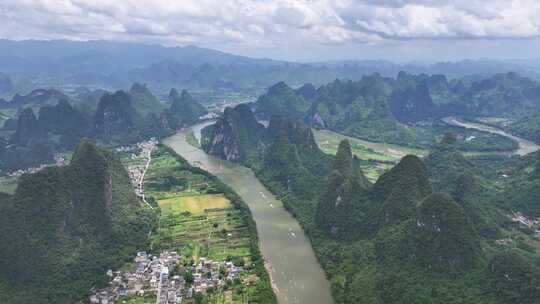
[316,140,370,238]
[38,99,90,147]
[266,115,318,150]
[94,91,141,138]
[202,104,264,162]
[11,108,43,146]
[163,88,207,129]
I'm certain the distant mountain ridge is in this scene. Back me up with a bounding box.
[1,40,539,92]
[255,72,540,145]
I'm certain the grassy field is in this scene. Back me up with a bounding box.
[314,129,426,181]
[154,196,251,261]
[145,148,252,263]
[159,194,231,215]
[116,146,275,303]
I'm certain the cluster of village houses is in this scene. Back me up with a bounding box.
[496,212,540,245]
[90,251,244,304]
[3,154,67,177]
[117,138,157,199]
[512,211,540,238]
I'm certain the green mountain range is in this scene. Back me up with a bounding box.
[255,72,540,146]
[202,110,540,304]
[0,85,206,172]
[0,140,157,304]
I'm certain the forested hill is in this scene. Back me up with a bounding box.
[201,108,540,304]
[0,84,206,171]
[0,139,158,304]
[255,72,540,146]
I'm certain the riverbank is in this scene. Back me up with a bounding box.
[163,130,334,304]
[101,145,276,304]
[443,117,540,156]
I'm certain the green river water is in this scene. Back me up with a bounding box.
[163,125,334,304]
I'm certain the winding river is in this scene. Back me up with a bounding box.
[163,126,334,304]
[443,117,540,156]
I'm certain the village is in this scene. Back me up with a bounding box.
[118,138,158,204]
[496,211,540,246]
[3,154,68,177]
[511,211,540,239]
[89,251,245,304]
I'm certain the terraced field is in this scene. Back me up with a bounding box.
[155,194,251,261]
[145,147,252,263]
[159,194,231,215]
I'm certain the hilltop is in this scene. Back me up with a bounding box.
[0,85,206,172]
[0,140,157,304]
[254,72,540,148]
[202,112,540,304]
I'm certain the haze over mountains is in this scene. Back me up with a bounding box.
[0,35,540,304]
[1,40,540,93]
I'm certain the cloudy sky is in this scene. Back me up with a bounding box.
[1,0,540,62]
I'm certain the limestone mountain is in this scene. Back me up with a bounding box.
[423,133,475,192]
[259,117,332,201]
[316,140,370,238]
[94,90,145,141]
[254,72,540,146]
[414,192,479,271]
[2,107,55,170]
[0,140,156,304]
[0,88,69,109]
[303,77,423,145]
[128,82,164,117]
[296,83,318,101]
[389,78,437,122]
[200,106,536,304]
[163,89,207,129]
[255,82,311,119]
[11,107,43,146]
[372,155,432,225]
[420,133,502,236]
[38,99,90,147]
[202,108,332,222]
[72,87,108,114]
[266,115,318,152]
[1,85,180,171]
[201,104,264,162]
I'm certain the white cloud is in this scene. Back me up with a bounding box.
[0,0,539,51]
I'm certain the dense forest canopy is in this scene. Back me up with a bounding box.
[0,140,158,303]
[255,72,540,147]
[202,104,540,304]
